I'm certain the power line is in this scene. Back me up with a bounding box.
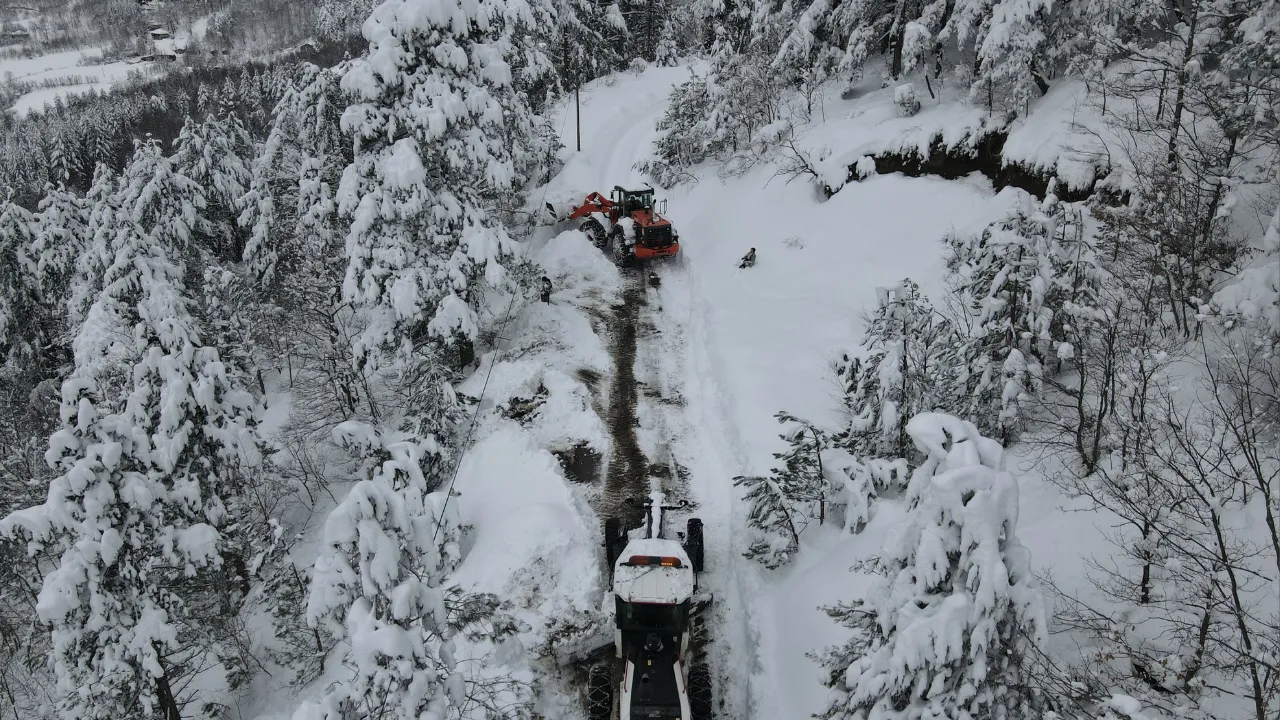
[431,290,520,543]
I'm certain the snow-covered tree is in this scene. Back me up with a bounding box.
[173,112,252,262]
[549,0,627,90]
[296,421,529,720]
[972,0,1055,111]
[946,193,1067,442]
[315,0,380,41]
[735,412,834,567]
[815,412,1048,720]
[0,198,42,369]
[0,138,267,720]
[31,182,89,307]
[337,0,554,369]
[1209,168,1279,348]
[839,279,959,462]
[66,163,120,335]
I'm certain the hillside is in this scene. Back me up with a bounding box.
[0,1,1275,720]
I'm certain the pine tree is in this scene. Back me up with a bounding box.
[296,422,529,720]
[47,130,72,187]
[262,555,338,686]
[315,0,380,41]
[66,163,120,335]
[549,0,626,91]
[338,0,555,370]
[815,412,1048,720]
[972,0,1055,112]
[840,279,959,463]
[0,139,266,720]
[173,112,252,262]
[735,411,834,568]
[0,197,42,370]
[945,193,1065,443]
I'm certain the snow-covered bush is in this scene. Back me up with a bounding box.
[894,83,921,116]
[815,412,1048,720]
[820,449,906,534]
[854,155,877,179]
[1207,172,1279,348]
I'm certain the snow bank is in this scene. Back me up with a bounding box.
[1002,80,1110,191]
[787,75,1115,194]
[535,229,620,292]
[451,425,601,625]
[444,223,623,699]
[810,97,1001,191]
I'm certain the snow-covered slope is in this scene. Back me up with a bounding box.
[2,47,148,116]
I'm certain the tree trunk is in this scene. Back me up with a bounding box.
[152,647,182,720]
[1165,8,1198,171]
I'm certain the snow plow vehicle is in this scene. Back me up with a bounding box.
[587,493,711,720]
[550,186,681,264]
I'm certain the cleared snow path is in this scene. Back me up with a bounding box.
[540,63,760,720]
[600,271,650,525]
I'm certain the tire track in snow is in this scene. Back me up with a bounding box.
[599,268,651,528]
[640,258,759,720]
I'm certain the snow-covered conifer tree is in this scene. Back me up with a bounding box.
[816,412,1048,720]
[973,0,1054,111]
[32,182,89,306]
[338,0,555,369]
[736,411,834,567]
[840,279,959,463]
[174,112,252,261]
[946,192,1065,442]
[66,163,120,334]
[296,421,528,720]
[0,138,266,720]
[549,0,626,90]
[0,198,41,368]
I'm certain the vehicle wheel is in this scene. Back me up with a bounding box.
[604,517,623,568]
[587,664,613,720]
[688,663,712,720]
[685,518,704,572]
[581,218,606,248]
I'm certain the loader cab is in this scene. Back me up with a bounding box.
[612,186,655,216]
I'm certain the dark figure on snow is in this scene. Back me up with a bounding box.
[739,247,756,269]
[540,276,552,303]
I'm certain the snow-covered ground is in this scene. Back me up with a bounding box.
[2,46,149,116]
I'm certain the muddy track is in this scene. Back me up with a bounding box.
[601,268,649,529]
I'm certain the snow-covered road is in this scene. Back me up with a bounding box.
[536,63,1021,718]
